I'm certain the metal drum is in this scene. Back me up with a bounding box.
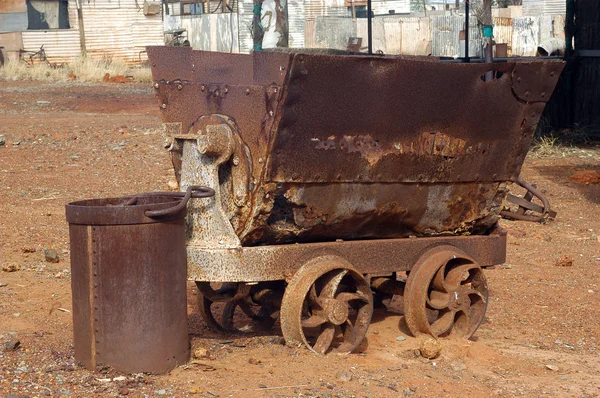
[65,186,213,374]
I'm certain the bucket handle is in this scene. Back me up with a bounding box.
[144,185,215,218]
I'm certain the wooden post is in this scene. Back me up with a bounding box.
[76,0,87,56]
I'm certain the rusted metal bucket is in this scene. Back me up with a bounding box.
[65,187,213,374]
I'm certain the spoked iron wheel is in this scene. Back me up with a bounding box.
[196,281,282,333]
[280,257,373,354]
[404,246,488,339]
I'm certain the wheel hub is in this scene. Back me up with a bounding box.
[326,300,349,325]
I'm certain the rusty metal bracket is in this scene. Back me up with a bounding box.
[501,177,556,223]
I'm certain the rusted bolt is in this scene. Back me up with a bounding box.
[161,103,167,109]
[201,85,205,92]
[177,84,183,90]
[245,88,250,95]
[232,157,240,166]
[154,83,159,89]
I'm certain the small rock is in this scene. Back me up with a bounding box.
[167,180,179,191]
[120,387,129,395]
[451,362,467,372]
[248,358,262,365]
[0,136,5,146]
[189,386,203,394]
[419,338,442,359]
[193,347,211,359]
[21,247,36,253]
[44,249,60,263]
[13,141,20,146]
[0,282,7,287]
[554,256,573,267]
[588,290,594,294]
[2,264,19,272]
[396,335,406,342]
[336,371,352,382]
[546,364,559,372]
[154,389,167,395]
[5,339,21,351]
[37,100,51,105]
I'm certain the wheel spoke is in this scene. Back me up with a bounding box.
[308,284,319,304]
[321,269,348,299]
[426,290,450,310]
[313,324,336,354]
[430,308,456,336]
[431,263,450,292]
[444,263,479,290]
[237,300,261,320]
[451,309,471,336]
[301,314,327,328]
[342,319,357,344]
[336,292,369,303]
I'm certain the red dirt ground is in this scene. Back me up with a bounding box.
[1,81,599,398]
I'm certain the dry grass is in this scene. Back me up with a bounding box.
[0,56,152,83]
[529,135,600,159]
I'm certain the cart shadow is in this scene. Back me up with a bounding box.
[531,163,600,204]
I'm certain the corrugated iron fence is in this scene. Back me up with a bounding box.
[306,14,566,57]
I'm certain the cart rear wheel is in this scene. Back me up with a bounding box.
[404,246,488,339]
[195,282,281,333]
[280,256,373,354]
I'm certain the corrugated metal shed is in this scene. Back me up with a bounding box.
[523,0,565,16]
[21,0,163,64]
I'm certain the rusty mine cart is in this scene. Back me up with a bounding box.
[146,46,563,354]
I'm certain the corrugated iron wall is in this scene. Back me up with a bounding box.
[165,13,240,53]
[523,0,565,16]
[307,12,564,57]
[22,0,163,64]
[512,16,540,56]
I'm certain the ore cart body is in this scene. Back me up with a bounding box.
[148,46,563,353]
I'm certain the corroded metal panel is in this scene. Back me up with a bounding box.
[268,54,563,184]
[148,48,563,246]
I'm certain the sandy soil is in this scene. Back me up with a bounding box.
[1,81,599,398]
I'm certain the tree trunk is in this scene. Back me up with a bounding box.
[274,0,289,48]
[482,0,494,81]
[252,0,265,51]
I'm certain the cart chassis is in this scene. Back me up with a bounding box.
[187,226,506,282]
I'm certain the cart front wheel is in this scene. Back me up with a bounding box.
[404,246,488,339]
[280,256,373,354]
